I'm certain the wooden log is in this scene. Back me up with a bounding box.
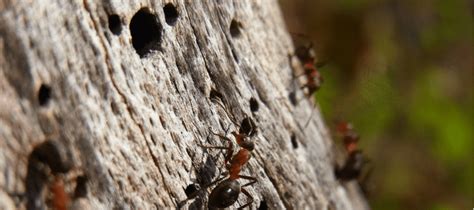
[0,0,369,209]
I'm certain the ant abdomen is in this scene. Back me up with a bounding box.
[335,150,365,181]
[208,179,241,208]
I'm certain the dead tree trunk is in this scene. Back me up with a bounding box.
[0,0,369,209]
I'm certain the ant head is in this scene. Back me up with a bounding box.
[208,179,241,208]
[239,117,257,137]
[241,140,255,151]
[295,44,315,63]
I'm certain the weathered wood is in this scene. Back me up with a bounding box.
[0,0,369,209]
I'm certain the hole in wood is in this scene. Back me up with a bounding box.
[163,3,179,26]
[209,89,224,102]
[258,200,269,210]
[108,14,122,35]
[249,97,259,112]
[130,8,162,57]
[288,91,298,106]
[73,175,88,198]
[38,84,52,106]
[291,133,298,149]
[229,19,242,38]
[184,183,201,198]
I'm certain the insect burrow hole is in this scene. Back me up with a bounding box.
[258,199,268,210]
[130,7,162,58]
[38,84,52,106]
[209,89,224,102]
[249,97,259,112]
[108,14,122,35]
[163,3,179,26]
[229,19,243,38]
[184,183,201,198]
[290,133,298,149]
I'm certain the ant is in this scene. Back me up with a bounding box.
[334,121,370,181]
[289,33,326,98]
[200,129,257,208]
[183,95,258,209]
[287,34,326,127]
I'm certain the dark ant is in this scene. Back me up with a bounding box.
[334,121,369,181]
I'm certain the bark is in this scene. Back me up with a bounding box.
[0,0,369,209]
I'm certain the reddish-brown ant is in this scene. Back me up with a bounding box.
[289,33,326,98]
[287,35,326,127]
[334,121,370,181]
[336,121,360,154]
[192,95,258,208]
[196,119,257,208]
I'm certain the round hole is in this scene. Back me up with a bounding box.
[108,14,122,35]
[249,97,259,112]
[38,84,52,106]
[184,183,200,198]
[163,3,179,26]
[229,19,242,37]
[130,8,162,57]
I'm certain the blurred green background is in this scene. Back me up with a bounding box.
[279,0,472,209]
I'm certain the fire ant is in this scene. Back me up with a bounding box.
[334,121,370,181]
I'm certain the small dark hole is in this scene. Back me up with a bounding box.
[163,3,179,26]
[290,134,298,149]
[184,183,201,198]
[288,91,298,106]
[258,200,268,210]
[38,84,52,106]
[209,89,224,102]
[249,97,259,112]
[130,8,162,57]
[108,14,122,35]
[239,117,257,137]
[74,175,88,198]
[229,19,242,37]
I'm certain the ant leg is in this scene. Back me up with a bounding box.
[235,175,258,209]
[239,175,257,187]
[303,103,316,128]
[214,99,240,126]
[238,188,253,209]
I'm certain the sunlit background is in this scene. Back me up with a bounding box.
[279,0,472,209]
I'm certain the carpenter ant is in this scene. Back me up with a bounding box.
[289,33,326,98]
[335,150,366,181]
[336,121,360,154]
[197,127,257,209]
[334,121,370,182]
[287,37,327,127]
[186,96,258,209]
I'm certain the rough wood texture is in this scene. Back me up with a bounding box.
[0,0,369,209]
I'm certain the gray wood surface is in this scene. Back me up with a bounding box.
[0,0,369,209]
